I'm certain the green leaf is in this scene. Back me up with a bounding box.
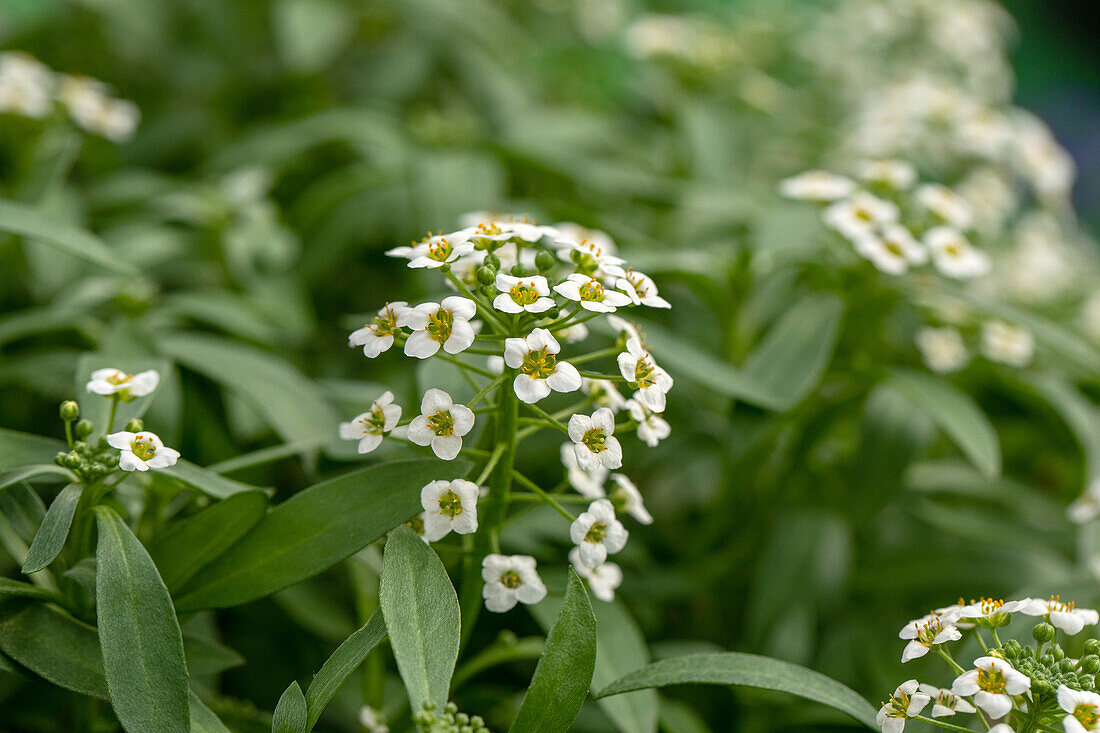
[380,525,460,710]
[0,600,108,699]
[886,369,1001,479]
[510,569,596,733]
[0,578,60,602]
[303,611,387,728]
[95,506,190,733]
[0,428,63,472]
[272,681,308,733]
[595,652,878,729]
[189,691,234,733]
[22,483,82,574]
[0,199,137,276]
[1024,374,1100,481]
[150,490,269,592]
[0,464,75,491]
[184,634,246,677]
[176,459,466,611]
[155,460,267,500]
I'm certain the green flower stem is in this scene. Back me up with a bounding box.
[577,370,626,382]
[459,447,491,459]
[64,419,74,450]
[521,402,569,434]
[462,347,502,356]
[990,628,1004,648]
[568,346,621,365]
[911,716,977,733]
[444,270,507,334]
[510,471,576,521]
[539,305,580,331]
[548,310,600,334]
[935,647,967,676]
[106,396,120,434]
[975,629,990,652]
[511,493,591,504]
[475,443,507,485]
[468,373,507,409]
[432,352,498,379]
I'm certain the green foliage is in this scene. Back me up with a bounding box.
[303,612,387,728]
[21,482,81,573]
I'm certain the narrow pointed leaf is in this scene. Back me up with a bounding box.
[155,459,265,500]
[0,600,108,698]
[0,199,137,275]
[22,483,82,574]
[189,691,233,733]
[272,681,308,733]
[0,429,63,472]
[304,611,387,728]
[0,464,76,491]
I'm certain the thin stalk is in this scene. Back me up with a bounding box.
[521,402,569,434]
[475,444,507,485]
[106,396,119,434]
[433,353,497,379]
[578,370,626,382]
[911,716,979,733]
[510,470,575,521]
[468,373,506,409]
[444,271,507,333]
[568,347,621,365]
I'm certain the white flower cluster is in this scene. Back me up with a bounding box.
[0,52,139,141]
[914,319,1035,374]
[342,215,675,610]
[84,367,180,472]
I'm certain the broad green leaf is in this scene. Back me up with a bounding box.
[184,634,246,677]
[0,198,137,276]
[22,483,82,574]
[272,681,308,733]
[380,525,460,710]
[0,482,46,543]
[886,369,1001,479]
[150,490,269,592]
[190,691,233,733]
[304,611,387,728]
[156,460,266,500]
[273,0,356,72]
[0,578,60,602]
[510,570,596,733]
[1024,374,1100,480]
[95,506,190,733]
[0,429,63,472]
[0,464,75,491]
[0,599,108,699]
[595,652,878,729]
[176,459,466,610]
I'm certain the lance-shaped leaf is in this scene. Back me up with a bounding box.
[22,483,82,574]
[0,599,108,698]
[304,611,387,728]
[0,429,63,472]
[0,199,137,275]
[189,691,234,733]
[272,681,308,733]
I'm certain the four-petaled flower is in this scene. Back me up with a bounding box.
[617,337,673,412]
[899,612,962,663]
[608,473,652,525]
[554,273,632,312]
[925,227,991,279]
[349,302,408,357]
[407,232,474,269]
[568,408,623,471]
[407,389,474,460]
[420,479,479,542]
[950,656,1030,719]
[339,391,401,454]
[570,498,628,567]
[1059,685,1100,733]
[626,398,670,447]
[86,368,160,401]
[107,430,180,472]
[824,191,899,241]
[482,554,547,612]
[854,224,927,275]
[877,679,930,733]
[916,183,973,230]
[503,328,582,404]
[612,269,671,309]
[399,297,477,358]
[1019,596,1100,635]
[779,170,856,201]
[917,684,976,718]
[569,547,623,602]
[493,274,556,314]
[561,443,608,499]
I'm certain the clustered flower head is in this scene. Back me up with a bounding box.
[342,214,674,610]
[879,595,1100,733]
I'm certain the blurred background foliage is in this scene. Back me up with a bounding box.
[2,0,1100,731]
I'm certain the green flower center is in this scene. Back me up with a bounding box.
[427,410,455,436]
[578,279,605,302]
[976,668,1006,694]
[935,691,959,710]
[581,428,607,454]
[854,206,873,223]
[407,514,425,535]
[584,522,607,544]
[883,692,910,719]
[437,490,463,518]
[427,239,453,262]
[917,619,944,646]
[625,270,649,297]
[943,243,962,258]
[369,305,399,336]
[500,570,522,589]
[633,354,658,388]
[884,240,904,258]
[1075,704,1100,728]
[426,308,454,343]
[129,435,158,461]
[521,348,557,379]
[360,406,387,434]
[509,282,541,305]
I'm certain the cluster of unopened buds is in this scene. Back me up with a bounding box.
[411,701,488,733]
[879,596,1100,733]
[340,215,674,610]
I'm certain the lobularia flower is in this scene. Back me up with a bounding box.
[613,269,671,309]
[339,391,401,454]
[916,183,973,230]
[86,368,160,401]
[464,219,556,245]
[561,443,608,499]
[1067,478,1100,524]
[917,684,976,718]
[1058,685,1100,733]
[877,680,930,733]
[406,512,431,544]
[568,408,623,471]
[0,53,54,119]
[493,274,555,314]
[107,431,180,472]
[606,315,642,343]
[584,378,628,413]
[779,171,856,201]
[854,224,927,275]
[559,238,626,279]
[399,297,477,358]
[858,159,917,190]
[916,327,970,374]
[1018,597,1100,636]
[406,232,474,269]
[569,547,623,602]
[981,320,1034,367]
[57,76,140,142]
[626,399,670,447]
[608,474,652,524]
[420,479,479,542]
[823,192,899,241]
[503,328,582,404]
[618,337,673,412]
[554,222,616,257]
[349,302,408,357]
[481,554,547,612]
[950,656,1030,718]
[570,499,628,568]
[358,706,389,733]
[558,322,590,343]
[925,227,991,279]
[554,273,632,313]
[959,598,1029,627]
[899,613,962,663]
[407,389,474,460]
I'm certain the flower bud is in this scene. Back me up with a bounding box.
[1032,679,1054,696]
[1081,674,1096,689]
[1033,622,1056,643]
[1041,652,1055,666]
[485,254,501,270]
[1001,640,1022,658]
[476,265,496,286]
[510,263,530,277]
[1085,639,1100,657]
[544,305,561,320]
[1053,644,1067,661]
[59,400,79,421]
[74,419,94,439]
[63,452,83,470]
[1060,657,1076,672]
[535,249,555,272]
[124,418,144,433]
[1082,655,1100,674]
[54,451,68,466]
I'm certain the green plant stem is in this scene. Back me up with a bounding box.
[475,443,507,485]
[936,647,967,676]
[468,373,506,409]
[568,346,621,365]
[64,420,74,449]
[510,470,575,520]
[444,270,507,333]
[521,402,569,434]
[106,396,119,434]
[912,716,977,733]
[510,493,591,504]
[578,370,626,381]
[433,352,497,379]
[990,628,1003,648]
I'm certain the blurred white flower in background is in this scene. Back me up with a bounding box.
[980,320,1034,367]
[0,52,54,118]
[916,327,969,374]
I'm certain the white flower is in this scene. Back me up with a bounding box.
[0,53,54,119]
[899,613,962,663]
[916,183,973,230]
[614,269,671,309]
[606,315,642,343]
[857,160,917,190]
[419,479,479,542]
[877,680,930,733]
[916,327,970,374]
[493,274,556,314]
[558,322,590,343]
[349,302,409,358]
[981,321,1034,367]
[407,389,474,460]
[502,328,582,404]
[569,547,623,602]
[554,222,616,255]
[925,227,991,279]
[958,598,1029,626]
[626,399,669,447]
[464,219,557,245]
[570,499,629,567]
[57,76,139,142]
[107,431,180,472]
[482,554,547,612]
[406,232,475,269]
[1058,685,1100,733]
[584,378,628,413]
[989,726,1016,733]
[559,238,626,278]
[917,684,976,718]
[568,408,623,471]
[1018,597,1100,635]
[779,171,856,201]
[399,297,477,358]
[339,392,401,454]
[86,368,160,401]
[854,224,927,275]
[359,706,389,733]
[608,474,652,524]
[617,337,673,413]
[823,192,899,241]
[1068,478,1100,524]
[561,443,608,499]
[554,273,632,313]
[950,656,1030,719]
